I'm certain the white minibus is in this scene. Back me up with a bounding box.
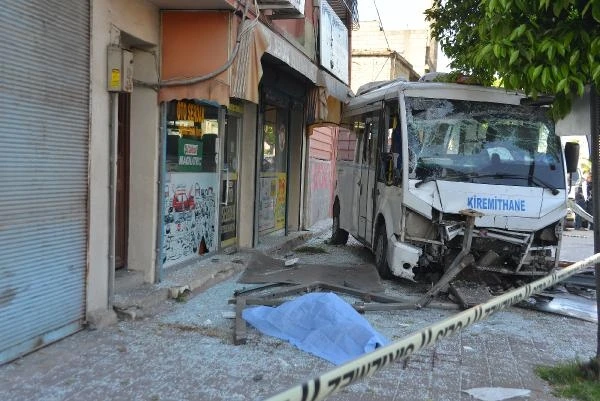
[332,78,576,285]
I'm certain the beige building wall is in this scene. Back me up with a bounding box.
[351,54,393,93]
[351,50,420,93]
[353,21,436,76]
[88,0,160,319]
[238,103,258,248]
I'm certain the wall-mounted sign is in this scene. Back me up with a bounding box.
[167,100,205,137]
[319,0,349,84]
[176,137,203,172]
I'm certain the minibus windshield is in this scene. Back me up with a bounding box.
[405,97,565,190]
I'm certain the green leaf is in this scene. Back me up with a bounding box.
[569,50,580,67]
[493,44,502,58]
[480,43,493,57]
[563,32,574,47]
[574,77,585,97]
[526,30,534,44]
[553,2,563,17]
[556,78,568,94]
[542,67,550,87]
[593,64,600,81]
[593,2,600,23]
[509,49,519,65]
[547,44,555,61]
[514,0,526,11]
[583,0,592,16]
[532,65,544,81]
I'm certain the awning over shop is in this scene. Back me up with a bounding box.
[159,79,230,106]
[159,11,232,105]
[230,20,269,104]
[317,69,353,102]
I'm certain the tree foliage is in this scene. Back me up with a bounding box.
[425,0,600,119]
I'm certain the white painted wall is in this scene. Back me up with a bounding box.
[129,50,160,283]
[88,0,159,316]
[238,102,258,248]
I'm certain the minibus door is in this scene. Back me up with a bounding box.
[357,115,379,242]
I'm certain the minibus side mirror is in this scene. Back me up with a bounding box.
[564,142,580,174]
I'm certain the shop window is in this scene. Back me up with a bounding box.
[165,100,218,173]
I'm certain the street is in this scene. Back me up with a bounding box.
[0,225,597,401]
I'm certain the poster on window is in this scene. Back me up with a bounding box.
[258,172,286,234]
[163,172,218,267]
[220,175,237,248]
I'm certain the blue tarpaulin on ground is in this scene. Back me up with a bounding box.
[242,292,389,365]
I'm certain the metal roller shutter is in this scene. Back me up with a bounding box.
[0,0,90,364]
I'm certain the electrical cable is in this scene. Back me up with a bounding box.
[160,0,259,87]
[372,0,391,50]
[143,0,260,89]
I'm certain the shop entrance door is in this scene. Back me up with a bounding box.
[115,93,130,269]
[220,111,241,248]
[257,104,288,237]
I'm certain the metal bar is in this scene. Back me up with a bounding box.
[316,282,413,303]
[353,302,460,313]
[233,282,292,297]
[417,210,481,308]
[234,297,247,345]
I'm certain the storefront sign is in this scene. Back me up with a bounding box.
[176,138,203,172]
[319,0,349,84]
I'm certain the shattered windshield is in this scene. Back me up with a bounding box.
[405,97,565,190]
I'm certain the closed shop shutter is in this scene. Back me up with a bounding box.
[0,0,90,364]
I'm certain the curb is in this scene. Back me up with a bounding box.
[111,224,330,321]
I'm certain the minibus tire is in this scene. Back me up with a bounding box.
[330,201,349,245]
[375,222,392,279]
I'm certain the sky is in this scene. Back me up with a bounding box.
[356,0,451,71]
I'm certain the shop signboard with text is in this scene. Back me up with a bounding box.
[319,0,349,84]
[176,138,203,172]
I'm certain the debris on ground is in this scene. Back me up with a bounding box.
[462,387,531,401]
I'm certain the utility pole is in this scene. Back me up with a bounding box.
[590,85,600,364]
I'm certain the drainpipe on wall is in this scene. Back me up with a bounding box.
[107,92,118,306]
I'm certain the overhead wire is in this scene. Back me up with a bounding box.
[372,0,391,50]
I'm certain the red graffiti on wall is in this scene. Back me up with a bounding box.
[310,161,332,191]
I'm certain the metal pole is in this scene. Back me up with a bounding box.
[590,85,600,359]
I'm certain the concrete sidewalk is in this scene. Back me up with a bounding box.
[1,221,597,401]
[111,220,331,322]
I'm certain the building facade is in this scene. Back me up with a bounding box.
[351,1,438,92]
[0,0,355,364]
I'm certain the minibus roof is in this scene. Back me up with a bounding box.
[343,81,527,116]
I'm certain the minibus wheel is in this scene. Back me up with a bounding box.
[375,221,392,279]
[330,199,348,245]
